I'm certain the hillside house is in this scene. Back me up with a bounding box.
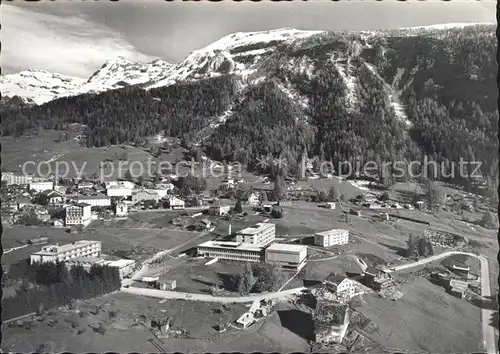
[168,196,185,210]
[323,273,355,299]
[115,202,129,216]
[39,190,64,204]
[247,192,260,206]
[132,189,160,204]
[449,279,468,299]
[209,201,230,216]
[364,267,394,290]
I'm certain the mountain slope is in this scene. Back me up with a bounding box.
[1,57,173,105]
[0,70,85,105]
[1,25,497,191]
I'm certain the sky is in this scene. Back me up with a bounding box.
[3,0,497,78]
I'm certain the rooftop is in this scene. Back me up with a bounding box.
[104,259,136,267]
[266,242,307,253]
[238,222,275,235]
[65,257,105,265]
[40,190,64,197]
[211,200,229,208]
[33,240,101,256]
[315,229,349,237]
[68,202,91,208]
[450,279,468,292]
[324,273,348,285]
[77,195,110,200]
[197,240,262,252]
[364,266,382,275]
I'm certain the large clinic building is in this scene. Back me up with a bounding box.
[30,240,102,264]
[265,243,308,271]
[197,221,307,270]
[235,222,276,247]
[196,240,263,263]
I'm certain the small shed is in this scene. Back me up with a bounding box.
[158,277,177,291]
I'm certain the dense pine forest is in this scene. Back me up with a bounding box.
[1,25,497,192]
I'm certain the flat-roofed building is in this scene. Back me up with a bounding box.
[107,186,133,197]
[103,259,136,279]
[77,182,95,190]
[65,203,92,226]
[314,229,349,247]
[105,181,135,190]
[75,195,111,208]
[132,189,160,203]
[64,257,106,271]
[265,243,308,271]
[30,240,102,264]
[29,181,54,193]
[2,172,33,186]
[236,222,276,247]
[197,240,263,263]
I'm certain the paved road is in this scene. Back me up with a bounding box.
[387,250,497,354]
[121,286,306,304]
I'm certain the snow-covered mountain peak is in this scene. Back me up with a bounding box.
[204,28,325,52]
[0,70,85,105]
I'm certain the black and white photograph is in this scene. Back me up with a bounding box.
[1,0,498,352]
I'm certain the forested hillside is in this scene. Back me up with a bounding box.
[1,25,497,192]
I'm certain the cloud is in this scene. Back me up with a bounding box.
[2,4,157,78]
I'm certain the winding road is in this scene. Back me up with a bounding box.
[121,286,306,304]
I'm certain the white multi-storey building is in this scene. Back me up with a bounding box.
[30,240,102,264]
[65,203,92,226]
[2,172,33,186]
[236,222,276,247]
[105,181,135,189]
[29,181,54,193]
[115,202,128,216]
[265,243,308,271]
[76,195,111,207]
[132,189,160,203]
[107,186,133,197]
[103,259,136,278]
[197,240,263,263]
[314,229,349,247]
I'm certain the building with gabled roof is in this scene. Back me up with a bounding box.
[323,273,355,298]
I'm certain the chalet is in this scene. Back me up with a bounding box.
[323,273,355,299]
[209,201,230,216]
[364,266,394,290]
[40,190,65,204]
[449,279,468,299]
